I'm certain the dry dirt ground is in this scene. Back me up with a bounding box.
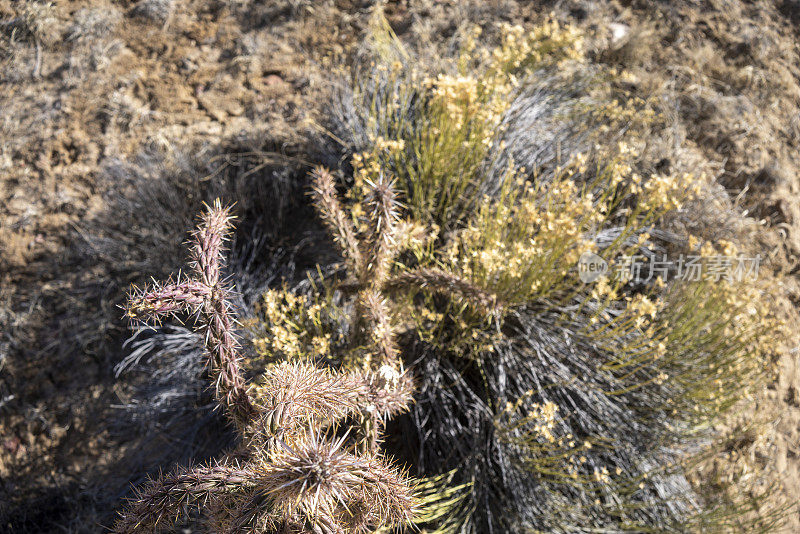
[2,0,800,532]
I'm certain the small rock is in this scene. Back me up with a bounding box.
[264,74,285,86]
[608,23,631,51]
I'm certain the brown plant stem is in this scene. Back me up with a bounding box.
[386,266,502,313]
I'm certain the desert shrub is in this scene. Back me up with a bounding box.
[334,15,583,231]
[299,11,783,533]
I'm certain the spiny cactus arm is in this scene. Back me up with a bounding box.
[191,199,235,288]
[255,432,417,532]
[363,174,401,285]
[348,288,414,454]
[114,464,259,534]
[202,284,259,427]
[123,200,258,427]
[249,361,361,436]
[125,277,211,323]
[207,490,287,534]
[310,166,365,277]
[358,288,400,366]
[189,200,258,426]
[345,453,418,528]
[385,266,502,313]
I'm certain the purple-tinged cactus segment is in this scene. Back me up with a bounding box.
[192,199,234,288]
[115,463,258,534]
[126,279,211,323]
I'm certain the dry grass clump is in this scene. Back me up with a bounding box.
[0,1,56,79]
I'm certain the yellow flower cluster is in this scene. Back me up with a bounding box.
[581,96,659,136]
[592,467,611,484]
[497,394,619,486]
[490,19,584,75]
[499,392,560,444]
[427,73,510,134]
[527,401,559,444]
[593,272,781,410]
[422,19,583,150]
[445,163,602,307]
[249,288,334,362]
[351,16,587,228]
[409,295,500,356]
[628,295,659,321]
[640,172,702,211]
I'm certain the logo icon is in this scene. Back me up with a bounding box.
[578,252,608,283]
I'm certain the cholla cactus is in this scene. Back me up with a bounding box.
[125,201,256,428]
[309,167,482,454]
[310,167,408,454]
[117,200,416,533]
